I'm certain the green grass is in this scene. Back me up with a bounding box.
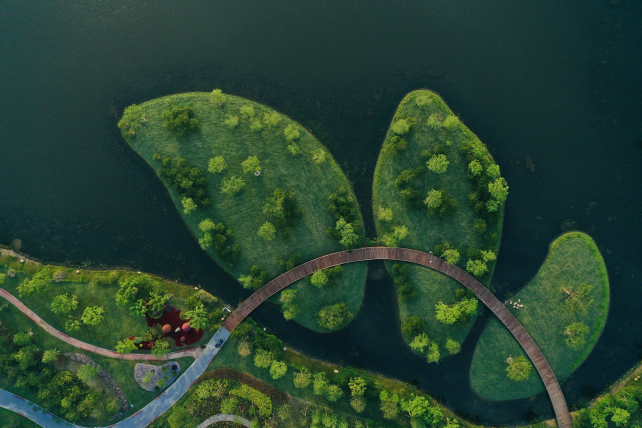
[123,92,367,331]
[0,257,219,350]
[469,232,610,401]
[372,90,504,358]
[0,303,194,426]
[0,408,40,428]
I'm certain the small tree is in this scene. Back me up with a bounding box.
[563,322,590,351]
[221,176,246,195]
[42,349,61,363]
[240,105,255,117]
[181,301,210,330]
[254,349,275,368]
[488,177,509,202]
[116,339,138,354]
[211,89,226,105]
[426,342,440,363]
[129,299,148,318]
[425,189,442,209]
[250,120,263,132]
[351,396,367,413]
[468,160,483,176]
[77,364,99,383]
[445,338,461,355]
[287,143,301,155]
[284,124,300,141]
[486,199,499,212]
[151,338,171,358]
[269,360,288,379]
[401,394,430,418]
[410,334,430,352]
[312,149,327,164]
[435,302,462,325]
[162,106,199,136]
[181,197,198,214]
[317,303,352,330]
[427,154,449,174]
[466,259,488,277]
[349,377,367,396]
[65,318,82,332]
[263,112,282,128]
[313,372,328,396]
[505,355,532,381]
[241,156,261,174]
[473,219,487,234]
[294,371,312,388]
[51,294,79,315]
[335,218,359,249]
[311,270,328,288]
[481,250,496,262]
[258,222,277,241]
[486,164,501,180]
[81,306,105,326]
[381,225,409,247]
[442,248,460,265]
[199,218,216,233]
[378,206,393,222]
[208,156,227,173]
[224,115,239,129]
[325,384,344,402]
[391,119,410,135]
[443,115,459,130]
[118,104,144,138]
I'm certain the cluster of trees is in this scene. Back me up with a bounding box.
[464,248,496,278]
[461,140,508,223]
[17,269,50,297]
[118,104,144,138]
[279,289,299,320]
[391,263,417,302]
[0,321,119,422]
[402,316,441,363]
[327,187,361,249]
[155,155,211,209]
[309,266,344,288]
[434,298,477,325]
[198,218,240,269]
[575,384,642,428]
[275,253,302,273]
[238,265,269,291]
[262,188,303,239]
[162,106,200,136]
[115,274,169,318]
[317,303,352,330]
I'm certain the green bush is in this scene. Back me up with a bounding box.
[162,106,199,136]
[229,384,273,416]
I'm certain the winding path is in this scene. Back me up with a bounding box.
[0,247,571,428]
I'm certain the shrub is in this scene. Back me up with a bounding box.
[505,355,532,381]
[240,105,255,117]
[287,143,300,155]
[51,294,79,315]
[317,303,352,330]
[211,89,227,105]
[151,338,171,358]
[445,338,461,355]
[250,120,263,132]
[263,112,282,128]
[17,270,50,297]
[269,360,288,379]
[466,259,488,277]
[391,119,410,135]
[230,384,273,416]
[81,306,104,326]
[181,197,197,214]
[312,149,327,164]
[377,206,393,222]
[383,136,407,157]
[116,339,137,354]
[254,349,275,368]
[224,115,239,128]
[77,364,99,383]
[402,315,425,338]
[293,371,311,388]
[118,104,144,138]
[258,222,277,241]
[427,154,449,174]
[241,156,261,174]
[162,106,199,136]
[284,124,300,141]
[221,175,246,195]
[310,270,328,288]
[381,225,409,247]
[208,156,227,173]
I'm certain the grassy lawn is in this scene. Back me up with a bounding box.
[0,302,194,426]
[123,92,367,331]
[0,254,219,350]
[372,90,504,359]
[469,232,609,401]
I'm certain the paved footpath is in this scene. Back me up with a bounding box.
[197,414,251,428]
[0,287,202,361]
[0,327,230,428]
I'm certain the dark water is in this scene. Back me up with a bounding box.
[1,0,641,424]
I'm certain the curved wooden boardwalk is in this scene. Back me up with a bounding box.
[223,247,572,428]
[0,287,201,361]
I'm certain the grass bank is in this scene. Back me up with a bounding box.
[372,90,505,359]
[121,92,367,332]
[469,232,609,401]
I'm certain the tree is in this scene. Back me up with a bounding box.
[65,318,82,332]
[208,156,227,173]
[381,399,400,420]
[254,349,275,368]
[317,303,352,330]
[391,119,410,135]
[505,355,532,381]
[349,377,367,396]
[488,177,509,202]
[13,332,34,346]
[269,360,288,379]
[415,95,430,106]
[427,154,449,174]
[435,302,461,325]
[81,306,104,326]
[466,259,488,277]
[468,160,483,176]
[378,206,393,222]
[442,248,460,265]
[238,341,251,357]
[42,349,61,363]
[211,89,226,105]
[426,342,440,363]
[311,270,328,288]
[118,104,144,138]
[240,105,255,117]
[443,115,459,130]
[224,115,239,128]
[129,299,148,318]
[563,322,590,351]
[242,156,261,173]
[263,112,282,128]
[147,292,170,315]
[610,408,630,427]
[473,219,487,234]
[410,334,430,352]
[335,218,359,249]
[250,120,263,132]
[445,338,461,355]
[325,384,344,402]
[287,143,301,155]
[486,164,501,179]
[77,365,98,383]
[561,282,595,313]
[425,189,442,209]
[293,370,311,388]
[480,250,496,262]
[401,394,430,418]
[486,200,499,212]
[51,294,79,315]
[312,149,327,164]
[382,225,409,247]
[402,316,425,338]
[116,339,137,354]
[221,175,246,195]
[258,222,277,241]
[313,373,328,396]
[115,280,138,306]
[17,270,50,297]
[284,124,300,141]
[162,106,199,136]
[199,218,216,233]
[181,197,197,214]
[351,396,367,413]
[151,338,171,358]
[181,301,210,330]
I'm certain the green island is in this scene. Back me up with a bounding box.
[372,90,506,360]
[469,232,609,401]
[120,91,367,332]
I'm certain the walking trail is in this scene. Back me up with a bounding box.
[0,247,571,428]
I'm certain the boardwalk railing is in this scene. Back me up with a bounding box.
[222,247,572,428]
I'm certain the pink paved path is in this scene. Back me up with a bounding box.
[0,287,201,361]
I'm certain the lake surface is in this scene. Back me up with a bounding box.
[1,0,641,424]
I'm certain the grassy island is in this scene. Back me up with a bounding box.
[372,90,506,360]
[119,91,367,332]
[469,232,609,401]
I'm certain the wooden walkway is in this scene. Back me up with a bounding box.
[222,247,572,428]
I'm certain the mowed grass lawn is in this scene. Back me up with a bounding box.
[372,90,504,357]
[124,92,367,331]
[469,232,609,401]
[0,302,194,425]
